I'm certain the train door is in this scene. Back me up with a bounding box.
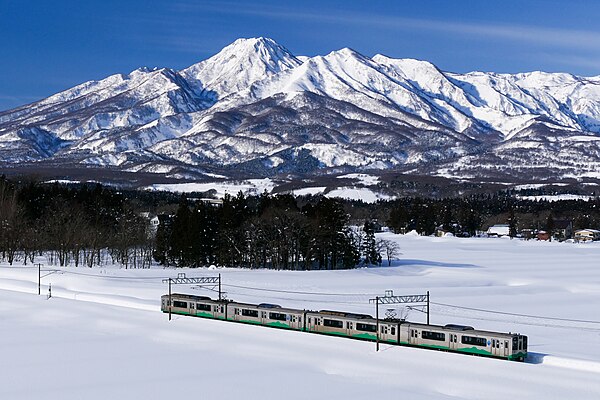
[307,315,317,332]
[449,334,458,350]
[491,339,501,357]
[409,328,418,345]
[289,314,299,330]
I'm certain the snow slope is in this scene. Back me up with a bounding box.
[3,37,600,181]
[1,234,600,399]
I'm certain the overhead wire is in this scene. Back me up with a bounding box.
[431,301,600,325]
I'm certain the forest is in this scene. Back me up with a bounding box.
[1,175,599,269]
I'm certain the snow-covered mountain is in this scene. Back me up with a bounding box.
[2,37,600,182]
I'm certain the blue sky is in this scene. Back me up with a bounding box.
[2,0,600,110]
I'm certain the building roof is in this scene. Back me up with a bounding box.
[487,224,510,235]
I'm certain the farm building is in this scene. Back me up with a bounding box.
[487,224,510,237]
[574,229,600,242]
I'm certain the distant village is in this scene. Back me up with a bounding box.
[482,223,599,242]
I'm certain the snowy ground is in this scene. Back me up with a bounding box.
[1,234,600,399]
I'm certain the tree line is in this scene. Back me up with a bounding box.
[153,192,387,270]
[0,177,153,268]
[2,176,600,269]
[0,177,387,269]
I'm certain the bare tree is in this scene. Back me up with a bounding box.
[376,239,401,267]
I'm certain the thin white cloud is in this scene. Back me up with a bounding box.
[171,1,600,51]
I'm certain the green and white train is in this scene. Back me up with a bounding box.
[161,293,528,361]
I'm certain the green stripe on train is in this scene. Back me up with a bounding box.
[309,330,395,343]
[508,352,527,360]
[456,347,494,356]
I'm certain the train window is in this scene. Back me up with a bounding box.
[356,323,377,332]
[269,312,287,321]
[197,303,212,311]
[190,303,195,309]
[242,309,259,318]
[505,341,508,349]
[496,340,500,348]
[391,327,396,336]
[173,301,187,308]
[523,337,528,350]
[309,318,312,324]
[323,319,344,328]
[422,331,445,341]
[461,336,487,347]
[513,337,518,350]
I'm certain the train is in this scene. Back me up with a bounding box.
[161,293,528,361]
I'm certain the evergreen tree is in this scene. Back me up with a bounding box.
[169,196,192,266]
[508,207,517,238]
[362,220,381,266]
[546,213,555,242]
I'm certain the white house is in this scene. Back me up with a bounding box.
[487,224,510,237]
[574,229,600,242]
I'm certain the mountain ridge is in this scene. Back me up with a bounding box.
[2,37,600,184]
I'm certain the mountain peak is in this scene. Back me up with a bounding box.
[180,37,301,100]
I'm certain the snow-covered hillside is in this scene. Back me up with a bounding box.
[2,37,600,181]
[1,234,600,399]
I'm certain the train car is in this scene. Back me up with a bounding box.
[227,302,305,330]
[161,293,227,319]
[305,310,399,343]
[402,322,528,361]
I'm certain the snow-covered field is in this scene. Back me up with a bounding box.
[1,234,600,399]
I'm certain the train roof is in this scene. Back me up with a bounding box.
[258,303,281,308]
[228,301,304,314]
[405,321,523,338]
[307,310,374,319]
[164,293,229,303]
[163,293,212,301]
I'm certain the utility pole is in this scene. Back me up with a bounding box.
[370,290,431,352]
[427,290,430,325]
[375,296,380,351]
[37,263,42,295]
[162,273,221,321]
